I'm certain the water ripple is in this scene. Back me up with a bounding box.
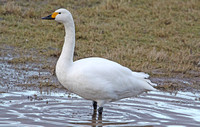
[0,90,199,126]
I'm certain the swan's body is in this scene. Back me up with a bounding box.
[42,8,157,114]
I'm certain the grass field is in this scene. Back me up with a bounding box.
[0,0,200,78]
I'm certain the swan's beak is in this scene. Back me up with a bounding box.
[42,12,58,20]
[42,14,54,20]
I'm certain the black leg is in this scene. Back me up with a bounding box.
[92,109,97,121]
[93,101,97,110]
[98,107,103,114]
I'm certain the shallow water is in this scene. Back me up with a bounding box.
[0,89,199,127]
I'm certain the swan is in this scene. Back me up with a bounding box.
[42,8,157,114]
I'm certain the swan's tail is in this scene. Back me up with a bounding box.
[132,72,157,91]
[132,72,150,79]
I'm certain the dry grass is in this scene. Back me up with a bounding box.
[0,0,200,78]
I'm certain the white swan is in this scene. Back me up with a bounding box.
[42,8,157,114]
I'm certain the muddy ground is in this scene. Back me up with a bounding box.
[0,47,200,127]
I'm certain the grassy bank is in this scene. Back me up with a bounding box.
[0,0,200,78]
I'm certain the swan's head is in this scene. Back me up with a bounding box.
[42,8,72,24]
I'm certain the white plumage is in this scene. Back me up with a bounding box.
[42,8,157,114]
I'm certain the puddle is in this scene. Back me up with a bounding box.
[0,47,200,126]
[0,89,199,127]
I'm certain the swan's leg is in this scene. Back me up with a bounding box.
[96,100,106,114]
[93,101,97,110]
[98,107,103,114]
[92,109,97,120]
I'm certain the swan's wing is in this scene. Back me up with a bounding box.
[72,57,133,82]
[72,57,157,88]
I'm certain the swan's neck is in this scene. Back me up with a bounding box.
[58,19,75,67]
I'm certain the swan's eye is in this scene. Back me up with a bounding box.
[58,12,61,14]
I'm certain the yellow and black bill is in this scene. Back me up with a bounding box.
[42,12,59,20]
